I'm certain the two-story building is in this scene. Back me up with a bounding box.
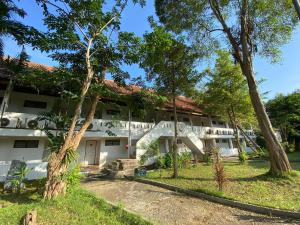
[0,61,256,181]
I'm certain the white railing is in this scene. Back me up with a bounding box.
[1,112,255,138]
[1,112,154,131]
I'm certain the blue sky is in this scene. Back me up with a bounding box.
[4,0,300,100]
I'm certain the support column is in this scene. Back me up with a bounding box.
[228,138,233,149]
[165,138,169,153]
[208,115,216,147]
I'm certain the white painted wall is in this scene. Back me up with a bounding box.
[7,91,56,114]
[0,137,46,161]
[99,138,128,166]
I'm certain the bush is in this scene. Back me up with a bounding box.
[203,152,212,165]
[282,142,295,153]
[140,141,160,165]
[65,164,82,189]
[238,150,248,163]
[178,152,192,168]
[163,152,173,168]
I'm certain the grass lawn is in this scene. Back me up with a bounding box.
[146,152,300,212]
[0,183,151,225]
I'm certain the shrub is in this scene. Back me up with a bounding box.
[65,164,82,189]
[178,152,192,168]
[140,140,160,165]
[282,142,295,153]
[203,152,212,165]
[238,150,248,163]
[156,155,165,169]
[163,152,173,168]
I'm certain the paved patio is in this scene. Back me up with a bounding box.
[82,179,299,225]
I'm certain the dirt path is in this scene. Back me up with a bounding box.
[82,179,299,225]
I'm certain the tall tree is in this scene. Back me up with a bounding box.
[266,91,300,150]
[0,0,39,57]
[198,50,255,158]
[140,23,200,178]
[155,0,298,175]
[35,0,144,199]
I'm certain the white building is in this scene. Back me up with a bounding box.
[0,62,256,180]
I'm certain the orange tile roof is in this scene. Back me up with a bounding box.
[1,60,204,114]
[104,80,204,114]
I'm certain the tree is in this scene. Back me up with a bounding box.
[140,23,200,178]
[0,0,40,57]
[34,0,144,199]
[293,0,300,19]
[198,50,255,159]
[0,0,41,117]
[266,91,300,151]
[155,0,299,175]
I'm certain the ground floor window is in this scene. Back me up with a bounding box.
[105,139,120,146]
[13,140,39,148]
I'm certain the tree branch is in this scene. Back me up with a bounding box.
[42,0,90,42]
[208,0,243,64]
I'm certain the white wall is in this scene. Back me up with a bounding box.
[99,138,128,166]
[0,137,46,162]
[7,91,56,114]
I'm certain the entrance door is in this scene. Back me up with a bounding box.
[84,141,97,165]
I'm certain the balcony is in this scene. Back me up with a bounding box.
[0,112,154,138]
[0,112,255,139]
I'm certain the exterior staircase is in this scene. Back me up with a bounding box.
[106,159,138,178]
[136,121,204,162]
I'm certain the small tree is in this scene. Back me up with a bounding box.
[213,148,227,192]
[197,50,255,161]
[140,22,201,178]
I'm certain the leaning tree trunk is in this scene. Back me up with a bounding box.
[209,0,291,175]
[43,94,100,199]
[172,96,179,178]
[43,153,68,199]
[241,63,291,175]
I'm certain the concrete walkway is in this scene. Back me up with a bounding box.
[82,179,299,225]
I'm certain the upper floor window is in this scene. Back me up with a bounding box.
[106,109,120,116]
[183,117,190,123]
[212,121,217,125]
[14,140,39,148]
[219,121,225,126]
[105,139,120,146]
[222,139,227,143]
[215,139,220,143]
[24,100,47,109]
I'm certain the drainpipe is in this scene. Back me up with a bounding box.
[293,0,300,20]
[128,108,131,158]
[0,78,13,121]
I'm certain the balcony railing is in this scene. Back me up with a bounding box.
[0,112,255,138]
[0,112,155,131]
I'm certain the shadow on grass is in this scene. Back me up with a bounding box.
[0,190,40,205]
